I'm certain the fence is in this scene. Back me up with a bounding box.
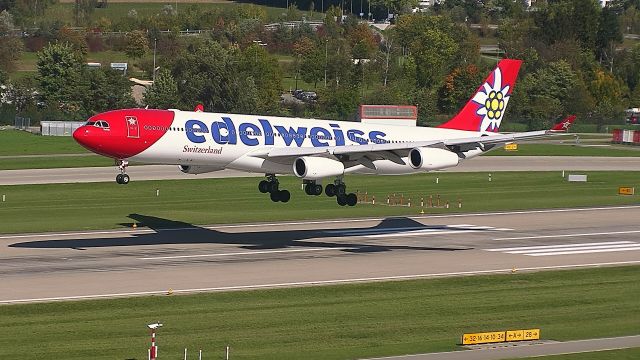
[41,121,85,136]
[14,116,30,130]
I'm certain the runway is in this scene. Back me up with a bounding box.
[1,205,640,304]
[2,156,640,185]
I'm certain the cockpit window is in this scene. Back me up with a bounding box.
[85,121,96,126]
[93,120,110,129]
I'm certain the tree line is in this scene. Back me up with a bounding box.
[0,0,639,130]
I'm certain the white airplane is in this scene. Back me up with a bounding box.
[73,59,574,206]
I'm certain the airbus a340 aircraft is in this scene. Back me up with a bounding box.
[73,59,574,206]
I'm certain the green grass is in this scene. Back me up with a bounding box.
[0,266,638,360]
[0,130,90,155]
[1,171,639,233]
[0,155,113,170]
[517,347,640,359]
[488,143,640,156]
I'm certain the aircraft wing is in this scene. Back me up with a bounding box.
[252,116,575,167]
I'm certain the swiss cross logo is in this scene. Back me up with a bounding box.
[126,116,139,138]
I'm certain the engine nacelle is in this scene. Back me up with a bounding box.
[179,165,224,175]
[408,147,459,171]
[293,157,345,180]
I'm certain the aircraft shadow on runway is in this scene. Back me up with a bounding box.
[10,214,483,253]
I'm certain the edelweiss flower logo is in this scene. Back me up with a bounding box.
[472,67,510,133]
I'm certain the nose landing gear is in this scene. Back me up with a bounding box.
[258,174,290,203]
[115,160,130,184]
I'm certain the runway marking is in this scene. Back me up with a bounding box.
[487,241,640,256]
[139,247,352,260]
[2,260,640,304]
[1,205,640,240]
[493,230,640,241]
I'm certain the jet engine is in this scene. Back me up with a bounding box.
[179,165,224,175]
[408,147,459,171]
[293,157,345,180]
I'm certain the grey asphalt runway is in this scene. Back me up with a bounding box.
[2,156,640,185]
[1,205,639,304]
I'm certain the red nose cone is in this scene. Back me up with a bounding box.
[73,125,104,155]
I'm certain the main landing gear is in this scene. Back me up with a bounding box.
[324,179,357,207]
[258,174,290,203]
[115,160,130,185]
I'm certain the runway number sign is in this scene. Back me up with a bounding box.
[462,331,505,345]
[618,187,635,195]
[504,143,518,151]
[462,328,540,345]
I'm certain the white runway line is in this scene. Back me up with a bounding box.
[139,247,352,260]
[3,260,640,304]
[486,241,640,256]
[493,230,640,241]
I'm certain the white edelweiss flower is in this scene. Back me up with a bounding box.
[472,67,511,133]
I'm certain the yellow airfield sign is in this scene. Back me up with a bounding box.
[462,331,506,345]
[504,143,518,151]
[462,328,540,345]
[619,187,635,195]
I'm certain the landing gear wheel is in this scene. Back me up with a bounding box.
[121,174,130,184]
[313,184,323,196]
[258,180,270,193]
[279,190,291,203]
[269,181,280,193]
[304,184,312,195]
[116,174,123,184]
[270,191,281,202]
[325,184,336,197]
[337,195,347,206]
[346,193,357,206]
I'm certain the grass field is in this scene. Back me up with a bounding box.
[39,2,288,25]
[0,130,89,155]
[1,171,639,233]
[0,266,638,360]
[0,155,114,170]
[487,143,640,156]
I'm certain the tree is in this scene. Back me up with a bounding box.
[125,30,149,59]
[37,42,84,111]
[533,0,600,52]
[57,26,88,55]
[82,68,135,114]
[144,69,179,109]
[0,10,22,74]
[596,7,623,71]
[300,48,324,88]
[438,64,483,114]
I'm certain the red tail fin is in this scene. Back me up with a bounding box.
[550,115,576,132]
[437,59,522,133]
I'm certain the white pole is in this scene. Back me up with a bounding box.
[436,177,439,184]
[199,349,202,360]
[562,170,565,178]
[226,345,229,360]
[184,348,187,360]
[2,194,4,202]
[148,349,151,360]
